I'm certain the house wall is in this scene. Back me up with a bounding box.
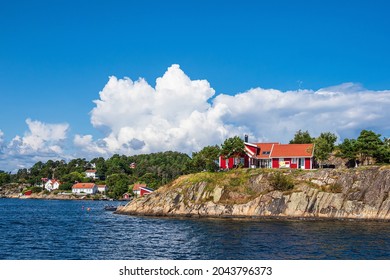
[72,187,97,194]
[219,156,235,169]
[271,157,313,169]
[140,189,152,196]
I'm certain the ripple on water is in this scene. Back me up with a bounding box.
[0,199,390,259]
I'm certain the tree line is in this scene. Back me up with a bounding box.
[0,151,191,198]
[289,129,389,167]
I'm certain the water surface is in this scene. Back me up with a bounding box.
[0,198,389,259]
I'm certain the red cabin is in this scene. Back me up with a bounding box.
[219,141,314,170]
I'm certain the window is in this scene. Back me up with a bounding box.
[262,151,270,155]
[292,158,297,164]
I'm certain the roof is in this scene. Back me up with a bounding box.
[254,143,279,159]
[72,183,96,189]
[133,183,147,191]
[85,170,97,173]
[46,179,60,184]
[97,184,107,188]
[270,143,314,158]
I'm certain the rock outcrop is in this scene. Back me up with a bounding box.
[116,166,390,220]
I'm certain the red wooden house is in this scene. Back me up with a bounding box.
[140,186,154,196]
[219,141,315,170]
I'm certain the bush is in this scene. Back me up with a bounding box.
[30,186,43,193]
[269,172,294,191]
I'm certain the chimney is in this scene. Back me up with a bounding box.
[244,134,248,143]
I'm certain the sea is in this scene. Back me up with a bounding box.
[0,198,389,260]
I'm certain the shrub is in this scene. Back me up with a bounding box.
[269,172,294,191]
[30,186,43,193]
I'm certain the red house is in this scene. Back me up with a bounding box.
[140,187,154,196]
[219,141,315,170]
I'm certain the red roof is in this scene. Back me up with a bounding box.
[72,183,96,189]
[133,183,146,191]
[270,143,314,158]
[85,170,97,173]
[254,143,279,159]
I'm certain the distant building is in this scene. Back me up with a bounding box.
[85,170,98,179]
[72,183,98,194]
[140,186,154,196]
[44,179,61,191]
[130,162,136,169]
[122,193,132,200]
[97,185,108,193]
[132,183,146,197]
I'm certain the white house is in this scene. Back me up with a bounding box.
[72,183,98,194]
[97,184,108,193]
[85,169,98,179]
[45,179,61,191]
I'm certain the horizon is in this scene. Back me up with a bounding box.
[1,0,389,172]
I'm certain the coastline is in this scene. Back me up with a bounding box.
[116,166,390,221]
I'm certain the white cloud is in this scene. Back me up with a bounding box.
[80,64,237,156]
[0,119,70,171]
[8,119,69,155]
[76,64,390,158]
[0,129,4,146]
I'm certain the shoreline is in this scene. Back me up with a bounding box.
[114,207,390,222]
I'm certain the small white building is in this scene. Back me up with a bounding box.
[72,183,98,194]
[45,179,61,191]
[85,170,98,179]
[97,185,108,193]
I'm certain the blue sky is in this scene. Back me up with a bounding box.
[0,0,389,171]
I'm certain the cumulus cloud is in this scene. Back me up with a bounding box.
[76,64,390,158]
[214,82,390,141]
[0,119,70,171]
[80,64,239,156]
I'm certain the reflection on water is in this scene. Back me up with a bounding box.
[0,199,389,259]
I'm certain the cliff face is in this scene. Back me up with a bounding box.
[116,166,390,220]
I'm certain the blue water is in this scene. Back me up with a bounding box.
[0,198,389,260]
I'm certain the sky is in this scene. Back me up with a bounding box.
[0,0,389,172]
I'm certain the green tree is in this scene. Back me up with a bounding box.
[59,182,73,191]
[187,145,221,173]
[106,173,132,199]
[356,130,383,165]
[376,137,390,163]
[220,136,245,168]
[336,138,359,167]
[60,171,84,184]
[314,132,338,166]
[0,171,11,186]
[289,130,314,144]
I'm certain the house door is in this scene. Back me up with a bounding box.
[299,158,305,169]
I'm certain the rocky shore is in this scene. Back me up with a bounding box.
[116,166,390,220]
[0,184,104,200]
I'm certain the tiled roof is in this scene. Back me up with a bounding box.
[270,143,314,158]
[254,143,279,159]
[85,170,97,173]
[133,183,146,191]
[72,183,96,189]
